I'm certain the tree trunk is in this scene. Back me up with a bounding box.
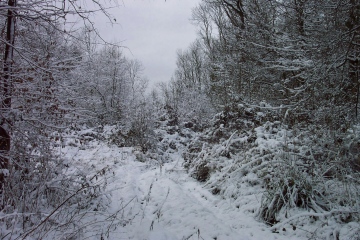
[2,0,16,111]
[347,0,360,119]
[1,0,16,187]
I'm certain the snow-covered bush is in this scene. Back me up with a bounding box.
[0,127,125,239]
[183,103,360,238]
[107,99,158,153]
[184,103,278,181]
[258,150,327,225]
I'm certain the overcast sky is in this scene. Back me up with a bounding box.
[95,0,201,87]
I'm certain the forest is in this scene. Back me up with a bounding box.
[0,0,359,239]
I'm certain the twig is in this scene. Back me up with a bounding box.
[20,186,89,240]
[270,209,360,231]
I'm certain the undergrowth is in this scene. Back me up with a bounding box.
[0,126,128,239]
[183,103,360,239]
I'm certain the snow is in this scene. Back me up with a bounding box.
[106,159,279,240]
[58,134,305,240]
[47,121,359,240]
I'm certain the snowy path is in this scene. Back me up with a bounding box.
[64,140,304,240]
[62,131,359,240]
[103,151,294,240]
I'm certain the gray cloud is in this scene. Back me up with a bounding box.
[95,0,201,87]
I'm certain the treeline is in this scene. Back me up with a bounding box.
[164,0,360,175]
[0,1,155,238]
[161,0,360,234]
[166,0,360,128]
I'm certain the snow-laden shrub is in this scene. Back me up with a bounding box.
[258,123,360,227]
[184,103,282,183]
[108,121,157,153]
[184,103,360,238]
[258,151,328,225]
[0,127,124,239]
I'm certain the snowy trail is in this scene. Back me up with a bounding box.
[64,140,303,240]
[103,152,294,240]
[62,130,360,240]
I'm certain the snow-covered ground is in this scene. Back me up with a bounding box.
[61,135,310,240]
[108,160,288,240]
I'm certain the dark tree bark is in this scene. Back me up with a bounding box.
[2,0,16,112]
[0,0,16,186]
[222,0,245,29]
[0,126,10,186]
[346,0,360,118]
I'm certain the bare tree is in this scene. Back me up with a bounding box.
[0,0,117,173]
[0,0,123,238]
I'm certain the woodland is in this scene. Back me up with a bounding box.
[0,0,359,239]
